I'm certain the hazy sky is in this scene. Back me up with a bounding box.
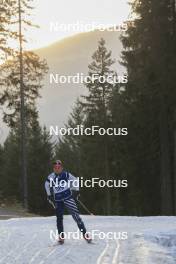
[26,0,131,49]
[0,0,131,142]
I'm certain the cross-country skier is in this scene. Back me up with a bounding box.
[45,160,91,244]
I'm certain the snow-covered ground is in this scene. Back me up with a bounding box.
[0,215,176,264]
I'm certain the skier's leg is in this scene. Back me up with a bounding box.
[64,198,87,234]
[55,201,64,238]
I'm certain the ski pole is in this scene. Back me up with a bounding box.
[77,199,94,216]
[48,199,56,209]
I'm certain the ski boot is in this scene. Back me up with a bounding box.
[58,237,64,245]
[83,233,92,243]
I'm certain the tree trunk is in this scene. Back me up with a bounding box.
[104,138,111,215]
[18,0,28,210]
[159,98,173,215]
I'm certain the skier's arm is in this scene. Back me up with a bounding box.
[45,178,51,196]
[68,173,80,200]
[45,176,55,204]
[68,173,79,191]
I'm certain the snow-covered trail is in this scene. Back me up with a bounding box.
[0,216,176,264]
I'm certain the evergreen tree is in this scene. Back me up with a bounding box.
[0,0,16,60]
[0,115,54,214]
[27,116,54,214]
[0,51,48,127]
[56,39,121,215]
[0,130,21,200]
[81,38,118,214]
[0,0,48,209]
[55,99,84,175]
[120,0,176,215]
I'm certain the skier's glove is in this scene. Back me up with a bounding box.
[72,191,80,201]
[47,195,55,205]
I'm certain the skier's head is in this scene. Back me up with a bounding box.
[53,160,63,174]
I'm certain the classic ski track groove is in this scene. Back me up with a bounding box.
[1,216,176,263]
[112,240,120,264]
[97,239,120,264]
[96,239,110,264]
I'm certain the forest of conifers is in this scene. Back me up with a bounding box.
[0,0,176,216]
